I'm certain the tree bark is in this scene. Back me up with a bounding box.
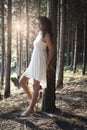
[1,0,5,88]
[66,32,70,66]
[38,0,41,16]
[26,0,29,67]
[19,0,23,77]
[71,27,75,68]
[16,17,19,79]
[56,0,60,86]
[4,0,12,98]
[73,23,78,73]
[42,0,57,112]
[82,12,87,75]
[47,0,51,18]
[57,0,66,89]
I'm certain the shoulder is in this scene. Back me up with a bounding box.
[45,33,50,38]
[44,33,52,42]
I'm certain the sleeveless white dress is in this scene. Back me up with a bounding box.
[22,32,48,88]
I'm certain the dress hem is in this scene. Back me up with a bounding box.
[22,74,47,89]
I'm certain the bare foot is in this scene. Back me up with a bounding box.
[21,108,34,117]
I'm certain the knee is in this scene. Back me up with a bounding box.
[19,76,28,87]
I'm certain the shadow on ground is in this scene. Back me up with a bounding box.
[0,107,86,130]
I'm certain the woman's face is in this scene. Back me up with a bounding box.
[36,20,42,31]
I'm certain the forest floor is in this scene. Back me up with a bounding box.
[0,70,87,130]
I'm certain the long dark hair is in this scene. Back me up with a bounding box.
[37,16,52,38]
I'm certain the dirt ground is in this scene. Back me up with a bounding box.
[0,72,87,130]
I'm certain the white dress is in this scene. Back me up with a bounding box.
[22,32,48,88]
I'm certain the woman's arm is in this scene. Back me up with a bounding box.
[44,33,54,72]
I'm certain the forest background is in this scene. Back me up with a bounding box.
[0,0,87,112]
[0,0,87,129]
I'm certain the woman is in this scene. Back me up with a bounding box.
[19,16,54,117]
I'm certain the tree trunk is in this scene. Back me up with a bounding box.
[16,18,19,79]
[42,0,58,112]
[66,32,70,66]
[19,1,23,77]
[26,0,29,67]
[73,23,78,73]
[71,27,75,69]
[57,0,66,89]
[38,0,41,16]
[35,0,41,17]
[82,12,87,75]
[56,0,60,86]
[1,0,5,88]
[47,0,51,18]
[4,0,12,98]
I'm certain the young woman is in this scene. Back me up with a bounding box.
[19,16,54,117]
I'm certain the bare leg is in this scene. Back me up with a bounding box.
[21,79,40,117]
[29,80,40,111]
[19,76,32,100]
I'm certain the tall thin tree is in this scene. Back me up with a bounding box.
[16,17,20,79]
[38,0,41,16]
[66,31,70,66]
[57,0,66,88]
[73,22,78,73]
[4,0,12,98]
[1,0,5,88]
[82,12,87,75]
[26,0,29,67]
[19,0,23,77]
[71,26,75,68]
[56,0,60,86]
